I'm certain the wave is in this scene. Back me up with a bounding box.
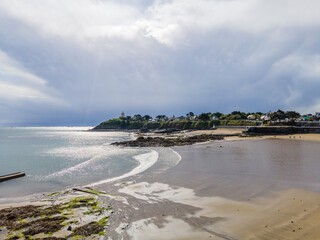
[43,146,141,179]
[87,150,159,187]
[45,155,102,178]
[169,148,182,165]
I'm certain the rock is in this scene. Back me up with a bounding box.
[111,134,224,147]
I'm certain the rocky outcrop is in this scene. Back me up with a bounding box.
[111,134,225,147]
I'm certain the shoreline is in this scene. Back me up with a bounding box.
[1,135,320,239]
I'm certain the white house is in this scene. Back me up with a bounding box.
[247,115,256,120]
[211,116,218,120]
[260,115,270,121]
[190,116,197,120]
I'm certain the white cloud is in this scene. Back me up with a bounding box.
[0,50,62,103]
[1,0,320,47]
[0,82,48,100]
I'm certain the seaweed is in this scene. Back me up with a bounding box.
[69,222,104,237]
[0,193,111,239]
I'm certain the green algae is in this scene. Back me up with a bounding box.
[0,193,111,240]
[47,192,61,197]
[97,216,109,226]
[70,235,84,240]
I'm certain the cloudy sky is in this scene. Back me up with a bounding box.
[1,0,320,126]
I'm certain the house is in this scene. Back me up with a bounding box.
[169,115,176,121]
[211,116,218,121]
[315,112,320,118]
[260,115,270,121]
[247,115,256,120]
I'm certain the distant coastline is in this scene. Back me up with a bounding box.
[93,110,320,132]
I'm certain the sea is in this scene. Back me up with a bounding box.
[0,127,157,198]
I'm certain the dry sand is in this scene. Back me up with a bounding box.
[184,127,245,136]
[264,133,320,142]
[191,127,320,143]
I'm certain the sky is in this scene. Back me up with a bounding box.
[0,0,320,126]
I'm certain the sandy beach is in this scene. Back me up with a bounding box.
[263,133,320,142]
[1,133,320,239]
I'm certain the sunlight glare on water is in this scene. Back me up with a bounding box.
[0,127,152,198]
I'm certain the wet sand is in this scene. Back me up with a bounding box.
[116,138,320,240]
[1,137,320,239]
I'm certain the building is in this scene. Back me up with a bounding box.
[260,115,270,121]
[211,116,218,120]
[120,112,125,119]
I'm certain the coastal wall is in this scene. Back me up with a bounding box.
[245,126,320,135]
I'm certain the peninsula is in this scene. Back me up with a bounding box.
[94,110,320,131]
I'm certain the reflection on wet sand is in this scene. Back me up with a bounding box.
[127,138,320,239]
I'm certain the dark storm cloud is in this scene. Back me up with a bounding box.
[0,0,320,125]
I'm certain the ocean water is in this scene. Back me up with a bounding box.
[0,127,155,198]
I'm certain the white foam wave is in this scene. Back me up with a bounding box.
[44,146,140,178]
[169,148,182,166]
[46,155,101,178]
[87,150,159,187]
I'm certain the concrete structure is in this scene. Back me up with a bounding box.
[0,172,25,182]
[245,126,320,135]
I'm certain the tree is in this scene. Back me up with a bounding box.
[198,113,210,121]
[143,115,152,121]
[230,111,247,119]
[212,112,222,118]
[270,109,285,121]
[133,114,143,121]
[186,112,194,118]
[156,115,168,121]
[227,114,241,120]
[285,111,300,120]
